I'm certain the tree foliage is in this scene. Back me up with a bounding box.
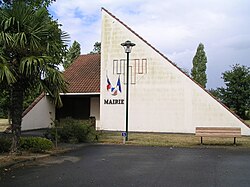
[0,1,68,152]
[218,64,250,119]
[90,42,101,54]
[63,40,81,69]
[191,43,207,88]
[208,88,222,101]
[0,90,9,118]
[0,0,55,8]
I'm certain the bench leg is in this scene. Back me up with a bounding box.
[234,137,236,145]
[201,137,203,145]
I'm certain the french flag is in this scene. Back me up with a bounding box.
[106,76,122,96]
[116,76,122,93]
[107,77,111,91]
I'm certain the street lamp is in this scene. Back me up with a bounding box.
[121,40,136,141]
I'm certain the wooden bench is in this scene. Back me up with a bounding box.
[195,127,241,145]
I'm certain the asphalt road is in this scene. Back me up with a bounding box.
[1,145,250,187]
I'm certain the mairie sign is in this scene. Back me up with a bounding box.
[104,99,124,105]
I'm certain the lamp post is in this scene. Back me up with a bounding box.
[121,40,136,141]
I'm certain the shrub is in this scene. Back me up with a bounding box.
[0,136,11,153]
[46,118,98,143]
[0,136,53,153]
[20,137,54,153]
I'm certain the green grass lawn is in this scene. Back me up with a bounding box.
[98,131,250,148]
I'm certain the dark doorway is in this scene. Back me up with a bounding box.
[56,96,90,120]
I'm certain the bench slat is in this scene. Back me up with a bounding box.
[196,131,241,134]
[196,130,241,133]
[196,127,241,131]
[196,133,241,137]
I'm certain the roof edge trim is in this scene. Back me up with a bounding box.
[60,93,100,96]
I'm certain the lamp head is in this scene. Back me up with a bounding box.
[121,40,136,53]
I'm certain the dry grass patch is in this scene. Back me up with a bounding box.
[246,120,250,126]
[99,131,250,148]
[127,133,197,147]
[0,119,8,124]
[0,119,9,132]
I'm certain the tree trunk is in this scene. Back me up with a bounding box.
[10,82,24,153]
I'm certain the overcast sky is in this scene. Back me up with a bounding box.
[49,0,250,88]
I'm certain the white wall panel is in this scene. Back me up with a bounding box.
[99,9,250,135]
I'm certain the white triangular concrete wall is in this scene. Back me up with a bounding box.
[99,9,250,135]
[22,96,55,130]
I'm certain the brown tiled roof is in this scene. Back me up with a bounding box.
[22,54,100,117]
[63,53,100,93]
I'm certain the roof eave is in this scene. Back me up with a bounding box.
[59,92,100,96]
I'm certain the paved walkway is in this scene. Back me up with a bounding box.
[0,142,86,169]
[1,144,250,187]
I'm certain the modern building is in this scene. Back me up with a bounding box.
[22,8,250,135]
[22,54,101,130]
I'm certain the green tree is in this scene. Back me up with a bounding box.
[0,0,55,8]
[90,42,101,54]
[0,0,56,121]
[191,43,207,88]
[0,89,9,118]
[0,2,68,152]
[63,40,81,69]
[218,64,250,119]
[208,88,222,101]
